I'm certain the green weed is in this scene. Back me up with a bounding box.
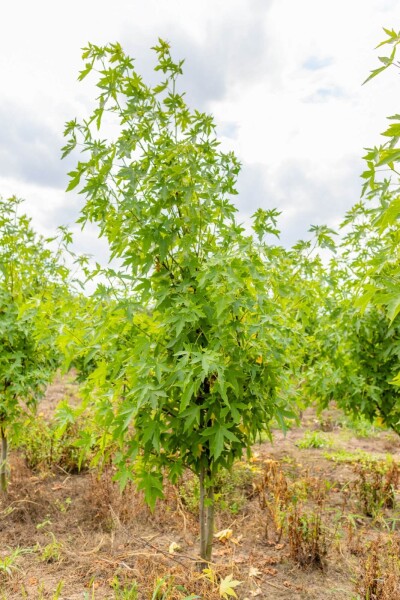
[15,414,88,473]
[151,576,199,599]
[352,461,399,518]
[0,548,23,578]
[111,575,138,599]
[37,532,63,564]
[297,430,333,449]
[179,461,253,515]
[323,449,392,464]
[340,415,381,438]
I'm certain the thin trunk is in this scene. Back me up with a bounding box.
[198,466,215,567]
[0,426,8,493]
[199,465,207,561]
[204,483,215,562]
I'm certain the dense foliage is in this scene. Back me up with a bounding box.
[62,40,305,560]
[0,196,72,490]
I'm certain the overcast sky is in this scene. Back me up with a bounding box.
[0,0,399,260]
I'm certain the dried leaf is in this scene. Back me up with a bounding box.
[248,566,262,578]
[214,528,233,543]
[168,541,181,554]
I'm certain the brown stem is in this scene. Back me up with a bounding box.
[199,465,207,562]
[0,426,8,493]
[198,465,215,567]
[205,482,215,562]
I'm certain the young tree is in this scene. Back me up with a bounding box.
[0,196,71,491]
[301,29,400,436]
[63,41,300,561]
[357,29,400,324]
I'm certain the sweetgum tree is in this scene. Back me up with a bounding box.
[63,40,299,561]
[299,30,400,435]
[323,28,400,433]
[0,196,72,491]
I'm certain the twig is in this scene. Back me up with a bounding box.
[173,485,188,535]
[264,579,287,591]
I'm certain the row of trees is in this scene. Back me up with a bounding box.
[1,32,399,561]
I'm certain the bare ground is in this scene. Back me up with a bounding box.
[1,375,399,599]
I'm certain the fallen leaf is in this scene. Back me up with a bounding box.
[214,528,233,543]
[248,566,262,578]
[168,541,181,554]
[219,574,242,599]
[231,534,243,545]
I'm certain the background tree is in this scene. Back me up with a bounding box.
[297,29,400,435]
[63,40,302,562]
[0,196,72,491]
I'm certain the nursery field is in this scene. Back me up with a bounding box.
[2,29,400,600]
[0,375,399,600]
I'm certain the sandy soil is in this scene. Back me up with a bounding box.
[0,376,399,599]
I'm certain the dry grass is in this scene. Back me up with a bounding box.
[0,383,399,598]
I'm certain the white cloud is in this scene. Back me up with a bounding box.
[0,0,398,256]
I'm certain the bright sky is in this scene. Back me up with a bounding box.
[0,0,398,260]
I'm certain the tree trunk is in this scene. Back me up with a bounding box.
[198,465,215,568]
[0,426,8,493]
[205,483,214,561]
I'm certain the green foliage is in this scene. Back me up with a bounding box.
[307,303,400,434]
[323,449,396,465]
[296,431,333,449]
[150,577,199,600]
[62,39,302,545]
[352,460,399,518]
[111,576,138,599]
[0,196,73,489]
[37,533,63,564]
[297,29,400,436]
[179,461,253,515]
[0,548,23,579]
[14,408,91,473]
[339,415,380,439]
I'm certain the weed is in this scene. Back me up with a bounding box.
[0,547,23,578]
[355,535,400,599]
[55,496,72,513]
[287,503,327,569]
[15,414,90,473]
[340,415,380,438]
[111,575,138,599]
[36,517,52,530]
[323,449,391,464]
[352,461,399,518]
[151,576,199,599]
[37,532,63,564]
[345,522,367,557]
[255,459,289,542]
[296,430,333,449]
[17,581,64,600]
[179,461,253,515]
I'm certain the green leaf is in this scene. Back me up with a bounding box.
[136,471,164,511]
